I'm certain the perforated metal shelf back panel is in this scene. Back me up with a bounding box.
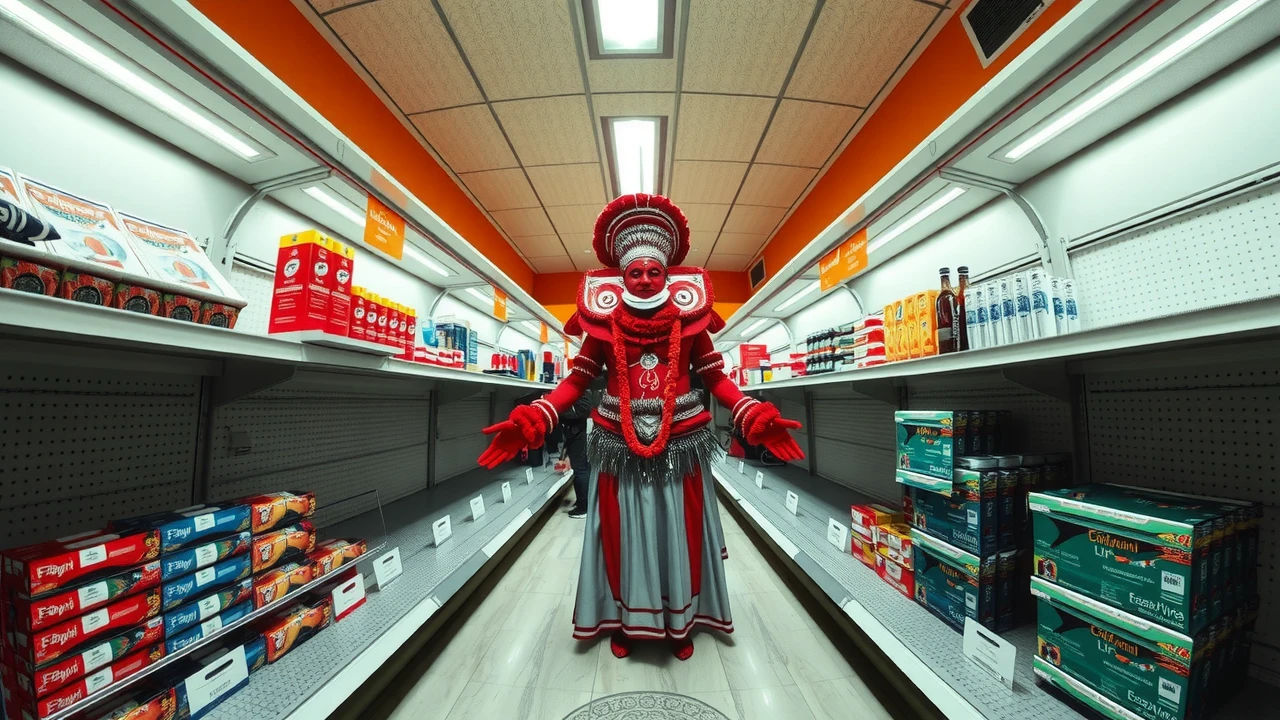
[226,262,273,336]
[811,397,897,501]
[0,363,200,548]
[434,396,489,483]
[908,380,1075,454]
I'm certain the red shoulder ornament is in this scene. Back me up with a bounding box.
[573,266,718,343]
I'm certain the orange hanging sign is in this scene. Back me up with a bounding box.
[363,195,405,260]
[539,321,549,343]
[492,287,507,321]
[818,228,869,292]
[564,338,571,360]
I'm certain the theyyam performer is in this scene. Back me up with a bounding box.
[478,194,805,660]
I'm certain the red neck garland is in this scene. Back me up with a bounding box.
[610,303,684,458]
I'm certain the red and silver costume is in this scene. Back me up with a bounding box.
[479,194,802,647]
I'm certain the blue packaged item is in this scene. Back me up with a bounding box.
[164,578,254,636]
[114,504,251,553]
[467,328,479,368]
[243,636,267,674]
[161,531,252,580]
[912,528,996,632]
[162,555,252,611]
[164,600,253,654]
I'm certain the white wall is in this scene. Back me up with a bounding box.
[785,288,863,343]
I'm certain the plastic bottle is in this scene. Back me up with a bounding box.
[998,278,1019,344]
[971,285,987,350]
[1063,279,1081,333]
[1050,277,1067,335]
[1029,268,1056,338]
[1014,272,1034,340]
[986,282,1004,347]
[936,268,957,354]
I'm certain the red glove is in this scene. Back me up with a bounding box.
[742,402,805,462]
[478,405,548,469]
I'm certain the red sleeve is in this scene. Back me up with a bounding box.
[529,335,607,430]
[690,331,760,431]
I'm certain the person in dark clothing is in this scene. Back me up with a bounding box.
[560,390,595,518]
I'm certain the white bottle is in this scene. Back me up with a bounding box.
[1014,272,1035,340]
[998,278,1019,344]
[1063,279,1081,333]
[970,286,987,350]
[1028,268,1056,338]
[985,282,1004,346]
[1050,277,1067,335]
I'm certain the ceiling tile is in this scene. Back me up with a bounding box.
[723,205,787,235]
[527,255,577,273]
[588,61,678,92]
[510,235,567,257]
[327,0,481,113]
[715,232,770,255]
[756,101,862,168]
[679,203,730,234]
[674,95,773,162]
[682,0,816,95]
[669,161,747,204]
[309,0,363,12]
[737,165,817,207]
[591,93,676,119]
[561,233,595,256]
[458,168,540,211]
[572,253,601,272]
[683,246,711,267]
[787,0,937,107]
[437,0,582,101]
[525,164,607,207]
[411,106,515,173]
[706,254,754,271]
[546,204,602,237]
[493,96,599,167]
[490,207,555,237]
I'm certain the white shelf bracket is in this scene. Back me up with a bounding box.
[939,167,1070,277]
[211,360,296,407]
[209,167,333,272]
[1000,362,1072,402]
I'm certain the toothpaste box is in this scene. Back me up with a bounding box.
[912,529,995,632]
[250,523,316,574]
[112,505,251,555]
[9,588,162,667]
[4,644,165,719]
[871,523,915,569]
[7,562,162,634]
[252,563,312,609]
[164,602,253,655]
[159,533,250,582]
[894,411,956,489]
[163,579,253,637]
[230,492,316,535]
[1033,577,1204,720]
[160,556,251,612]
[2,530,161,598]
[906,459,999,558]
[260,595,332,664]
[3,617,165,700]
[875,555,914,599]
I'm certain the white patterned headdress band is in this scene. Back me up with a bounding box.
[615,224,676,268]
[593,194,690,268]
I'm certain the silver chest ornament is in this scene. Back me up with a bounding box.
[637,352,661,393]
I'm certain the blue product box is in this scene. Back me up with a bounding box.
[162,554,252,611]
[114,504,251,553]
[467,328,478,368]
[161,531,252,580]
[907,458,999,557]
[164,578,254,635]
[911,528,996,632]
[243,636,267,674]
[164,600,253,654]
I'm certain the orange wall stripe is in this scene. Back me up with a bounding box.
[188,0,534,292]
[757,0,1081,292]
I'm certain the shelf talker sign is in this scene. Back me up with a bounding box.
[364,195,405,260]
[818,228,868,292]
[493,286,508,321]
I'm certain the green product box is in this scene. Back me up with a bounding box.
[1033,577,1203,720]
[906,460,998,557]
[911,529,995,632]
[894,411,956,489]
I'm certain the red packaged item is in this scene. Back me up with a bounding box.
[8,562,162,634]
[234,491,316,534]
[876,554,914,599]
[10,588,162,667]
[4,645,164,719]
[252,562,312,609]
[160,293,202,322]
[0,257,60,295]
[268,230,330,334]
[850,534,876,568]
[198,301,239,329]
[2,529,160,598]
[17,617,165,699]
[111,284,160,315]
[327,240,353,337]
[305,538,365,579]
[77,684,178,720]
[250,522,316,574]
[348,288,367,341]
[57,271,115,306]
[261,596,332,664]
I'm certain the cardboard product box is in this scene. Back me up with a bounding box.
[7,562,162,635]
[996,550,1017,633]
[197,302,238,329]
[250,523,316,574]
[159,533,251,582]
[1033,577,1204,720]
[894,410,956,488]
[2,530,161,599]
[875,554,914,599]
[251,563,312,610]
[3,644,164,720]
[57,271,115,306]
[871,524,915,569]
[992,456,1023,547]
[908,459,999,558]
[112,506,251,556]
[242,636,266,675]
[260,595,332,664]
[850,534,876,569]
[305,539,364,580]
[327,239,353,337]
[231,492,316,535]
[912,529,995,632]
[985,410,1010,456]
[849,504,901,543]
[108,284,160,315]
[348,287,367,341]
[268,230,331,334]
[160,556,251,612]
[9,588,162,668]
[0,257,60,296]
[159,294,202,322]
[3,617,164,701]
[171,644,251,720]
[375,295,390,345]
[163,602,252,655]
[1029,484,1242,635]
[77,683,178,720]
[918,290,940,357]
[162,578,253,637]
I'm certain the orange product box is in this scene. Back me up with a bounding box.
[904,292,922,359]
[850,534,876,568]
[849,504,902,542]
[268,230,332,334]
[260,596,332,664]
[234,491,316,534]
[160,293,202,322]
[872,523,915,569]
[327,239,353,337]
[112,284,160,315]
[57,271,115,306]
[881,304,895,361]
[306,538,366,579]
[876,554,915,599]
[250,522,316,574]
[199,301,239,329]
[919,290,940,357]
[252,562,312,609]
[0,256,60,295]
[348,287,367,341]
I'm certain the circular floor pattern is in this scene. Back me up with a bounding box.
[562,692,731,720]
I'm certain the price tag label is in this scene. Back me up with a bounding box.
[785,491,799,516]
[331,572,367,621]
[373,548,403,589]
[525,467,535,485]
[738,460,745,474]
[470,495,486,521]
[501,482,512,504]
[432,516,452,546]
[755,471,764,489]
[827,519,848,551]
[183,645,248,716]
[964,618,1017,689]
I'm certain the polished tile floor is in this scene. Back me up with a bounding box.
[371,499,910,720]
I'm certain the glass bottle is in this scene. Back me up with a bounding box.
[936,267,956,354]
[956,265,970,351]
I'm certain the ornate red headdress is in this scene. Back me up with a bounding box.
[593,194,691,268]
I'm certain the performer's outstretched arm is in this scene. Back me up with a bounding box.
[690,331,805,462]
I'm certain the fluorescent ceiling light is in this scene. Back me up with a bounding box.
[868,187,966,253]
[774,281,820,313]
[740,318,771,337]
[465,286,491,303]
[0,0,262,160]
[403,243,451,277]
[520,320,543,335]
[1003,0,1266,161]
[598,0,660,51]
[303,186,366,228]
[610,118,657,195]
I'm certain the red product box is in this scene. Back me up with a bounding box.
[160,294,201,322]
[15,617,165,699]
[850,534,876,569]
[198,301,239,329]
[348,289,367,341]
[386,304,401,350]
[260,596,331,664]
[0,257,60,295]
[111,284,160,315]
[252,562,312,609]
[327,240,353,337]
[2,529,160,598]
[8,562,162,634]
[4,645,164,719]
[305,539,365,580]
[876,554,914,599]
[250,523,316,574]
[57,271,115,306]
[76,684,177,720]
[268,230,331,334]
[849,504,902,542]
[10,588,162,667]
[402,312,417,359]
[233,491,316,535]
[375,298,389,345]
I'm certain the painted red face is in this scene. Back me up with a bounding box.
[623,258,667,299]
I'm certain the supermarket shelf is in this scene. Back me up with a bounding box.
[205,463,574,720]
[746,297,1280,393]
[0,288,553,392]
[710,460,1271,720]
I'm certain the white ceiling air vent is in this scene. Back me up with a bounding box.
[962,0,1056,68]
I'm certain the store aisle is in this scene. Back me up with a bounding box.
[366,496,913,720]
